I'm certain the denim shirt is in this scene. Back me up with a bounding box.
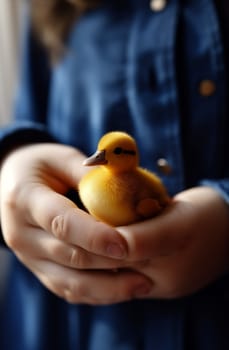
[0,0,229,349]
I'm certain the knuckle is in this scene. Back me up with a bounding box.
[2,180,36,212]
[51,214,69,241]
[63,281,86,304]
[41,276,78,303]
[3,227,21,250]
[63,289,78,304]
[36,267,88,303]
[2,185,21,211]
[69,247,85,269]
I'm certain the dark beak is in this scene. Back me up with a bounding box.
[83,150,107,166]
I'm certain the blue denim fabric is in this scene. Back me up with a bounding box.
[0,0,229,349]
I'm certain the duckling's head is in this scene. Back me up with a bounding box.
[83,131,139,172]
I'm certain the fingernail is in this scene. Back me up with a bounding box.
[133,283,152,298]
[106,243,127,259]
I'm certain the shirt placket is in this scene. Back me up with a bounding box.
[127,0,184,196]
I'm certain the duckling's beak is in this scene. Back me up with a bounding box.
[83,150,107,166]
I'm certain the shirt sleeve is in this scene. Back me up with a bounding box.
[199,179,229,205]
[0,13,57,159]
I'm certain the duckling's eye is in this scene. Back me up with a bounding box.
[113,147,123,155]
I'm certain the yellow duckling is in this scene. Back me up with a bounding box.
[78,131,170,226]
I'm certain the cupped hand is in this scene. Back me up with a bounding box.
[0,143,152,304]
[118,187,229,298]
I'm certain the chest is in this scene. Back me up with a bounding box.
[48,0,227,194]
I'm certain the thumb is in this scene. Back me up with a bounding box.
[117,200,192,261]
[34,143,88,188]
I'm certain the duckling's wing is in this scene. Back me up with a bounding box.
[137,167,170,206]
[136,198,162,218]
[133,168,171,219]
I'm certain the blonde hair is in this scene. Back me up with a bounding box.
[31,0,100,60]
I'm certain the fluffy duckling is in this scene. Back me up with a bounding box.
[78,131,170,226]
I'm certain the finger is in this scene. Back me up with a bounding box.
[38,144,88,184]
[117,200,192,261]
[25,185,128,260]
[14,226,131,270]
[28,260,153,304]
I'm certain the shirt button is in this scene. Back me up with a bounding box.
[156,158,172,175]
[150,0,167,12]
[199,80,216,97]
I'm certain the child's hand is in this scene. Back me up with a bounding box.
[118,187,229,298]
[0,143,152,304]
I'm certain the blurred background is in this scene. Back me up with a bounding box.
[0,0,23,298]
[0,0,22,125]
